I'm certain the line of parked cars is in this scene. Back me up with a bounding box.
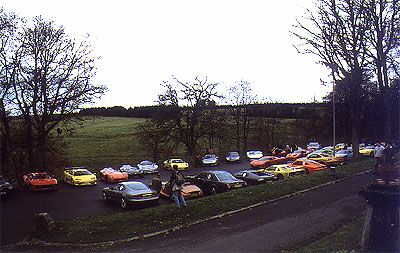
[1,142,366,210]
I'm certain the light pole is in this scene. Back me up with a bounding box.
[331,64,337,157]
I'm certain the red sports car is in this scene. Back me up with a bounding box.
[100,167,128,182]
[22,172,58,191]
[286,150,309,160]
[289,158,327,174]
[250,156,287,169]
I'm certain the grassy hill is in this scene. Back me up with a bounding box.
[64,117,146,169]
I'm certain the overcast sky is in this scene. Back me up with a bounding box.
[2,0,332,108]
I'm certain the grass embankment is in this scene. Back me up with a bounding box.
[294,214,364,252]
[34,158,374,245]
[65,117,146,169]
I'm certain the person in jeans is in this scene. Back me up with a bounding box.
[374,143,385,171]
[169,165,187,208]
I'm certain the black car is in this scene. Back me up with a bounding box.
[234,170,276,185]
[187,170,247,195]
[102,181,159,209]
[225,151,241,163]
[0,176,15,197]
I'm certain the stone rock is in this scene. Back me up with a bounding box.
[33,213,56,233]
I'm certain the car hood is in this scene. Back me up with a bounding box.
[203,158,217,162]
[74,175,96,181]
[30,178,57,185]
[182,184,201,193]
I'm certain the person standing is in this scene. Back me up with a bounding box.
[374,143,385,171]
[169,165,187,209]
[151,173,162,193]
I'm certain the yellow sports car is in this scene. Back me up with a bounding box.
[306,153,345,167]
[257,164,305,180]
[163,158,189,170]
[359,145,375,156]
[63,167,97,186]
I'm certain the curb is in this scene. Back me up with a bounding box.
[6,169,374,250]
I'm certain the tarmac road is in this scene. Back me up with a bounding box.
[115,171,378,252]
[0,160,246,245]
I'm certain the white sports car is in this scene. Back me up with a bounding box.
[246,150,263,160]
[137,160,159,174]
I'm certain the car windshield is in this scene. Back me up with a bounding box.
[125,182,149,191]
[141,161,152,165]
[74,170,92,176]
[365,145,375,149]
[228,152,239,156]
[259,157,272,161]
[171,159,184,163]
[308,142,319,146]
[336,150,348,154]
[204,155,215,159]
[214,171,236,181]
[33,173,50,179]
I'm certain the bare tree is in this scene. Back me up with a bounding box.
[6,16,106,170]
[293,0,371,156]
[365,0,400,141]
[157,76,221,163]
[226,80,257,154]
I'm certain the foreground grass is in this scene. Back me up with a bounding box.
[35,158,374,244]
[293,214,364,253]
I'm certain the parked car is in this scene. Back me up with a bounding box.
[286,149,308,160]
[233,170,276,185]
[225,151,241,163]
[160,181,203,200]
[22,172,58,191]
[250,156,286,169]
[100,167,128,183]
[137,160,159,174]
[309,149,334,156]
[289,158,327,174]
[335,143,348,151]
[335,149,353,160]
[258,164,306,180]
[0,176,15,196]
[246,150,263,160]
[119,164,144,178]
[359,145,375,156]
[187,170,247,195]
[163,158,189,170]
[63,167,97,186]
[306,142,321,151]
[306,153,345,167]
[102,181,159,209]
[201,154,219,166]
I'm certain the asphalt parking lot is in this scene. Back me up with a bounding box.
[0,161,247,245]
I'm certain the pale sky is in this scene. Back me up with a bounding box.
[2,0,332,108]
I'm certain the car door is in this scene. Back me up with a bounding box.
[108,185,121,201]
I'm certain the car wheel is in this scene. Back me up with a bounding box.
[210,186,218,195]
[102,192,108,201]
[28,184,33,191]
[277,174,284,180]
[121,198,127,209]
[305,169,310,174]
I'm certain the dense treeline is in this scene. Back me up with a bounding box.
[79,103,329,119]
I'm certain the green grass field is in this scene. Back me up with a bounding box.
[64,117,146,169]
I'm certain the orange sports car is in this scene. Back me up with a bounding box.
[286,150,309,160]
[160,181,203,200]
[22,172,58,191]
[99,167,128,183]
[250,156,287,169]
[289,158,327,174]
